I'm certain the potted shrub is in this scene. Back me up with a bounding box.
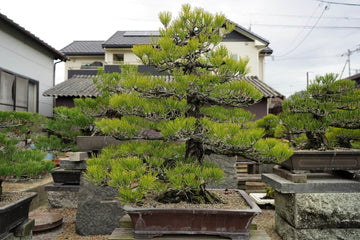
[83,4,292,239]
[0,132,52,239]
[277,73,360,172]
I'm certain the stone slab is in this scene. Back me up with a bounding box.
[109,228,270,240]
[44,184,80,192]
[275,213,360,240]
[275,191,360,229]
[46,190,79,208]
[60,160,87,170]
[69,152,88,161]
[272,165,307,183]
[29,212,63,232]
[262,173,360,193]
[205,154,238,189]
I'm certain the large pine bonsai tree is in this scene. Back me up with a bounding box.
[85,4,291,205]
[279,73,360,150]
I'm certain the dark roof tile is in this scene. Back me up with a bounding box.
[43,75,99,97]
[61,41,105,55]
[102,31,160,48]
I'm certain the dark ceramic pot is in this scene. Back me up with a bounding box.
[76,136,120,152]
[51,170,82,185]
[124,190,261,240]
[281,150,360,172]
[0,192,37,239]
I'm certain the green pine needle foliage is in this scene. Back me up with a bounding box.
[84,4,293,205]
[280,73,360,150]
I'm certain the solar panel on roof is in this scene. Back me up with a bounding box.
[123,31,160,36]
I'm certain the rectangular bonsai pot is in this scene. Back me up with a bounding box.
[76,136,120,152]
[124,190,261,240]
[0,192,37,239]
[51,170,82,185]
[281,150,360,172]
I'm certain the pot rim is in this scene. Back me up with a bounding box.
[124,189,261,214]
[0,192,37,211]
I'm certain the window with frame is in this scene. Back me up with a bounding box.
[0,70,38,113]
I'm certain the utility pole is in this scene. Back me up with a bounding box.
[341,46,360,77]
[306,72,313,88]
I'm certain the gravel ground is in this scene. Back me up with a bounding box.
[31,206,281,240]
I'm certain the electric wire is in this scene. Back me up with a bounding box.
[275,4,329,58]
[316,0,360,7]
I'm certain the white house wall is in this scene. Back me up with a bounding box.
[221,41,262,78]
[0,25,55,117]
[104,48,140,65]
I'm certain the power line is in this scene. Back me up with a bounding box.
[247,12,360,21]
[316,0,360,6]
[252,23,360,29]
[275,4,329,58]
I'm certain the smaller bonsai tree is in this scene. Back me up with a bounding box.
[84,4,292,206]
[0,111,46,146]
[0,133,55,182]
[278,73,360,150]
[46,106,94,144]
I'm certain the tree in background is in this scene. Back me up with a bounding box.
[278,73,360,150]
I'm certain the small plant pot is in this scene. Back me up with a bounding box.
[0,192,37,239]
[281,150,360,172]
[51,170,82,185]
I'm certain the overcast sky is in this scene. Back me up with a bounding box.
[1,0,360,97]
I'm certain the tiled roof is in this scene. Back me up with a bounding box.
[43,75,99,97]
[0,12,66,60]
[43,73,283,99]
[61,41,105,55]
[244,76,284,99]
[102,31,160,48]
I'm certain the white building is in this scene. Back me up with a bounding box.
[0,13,66,116]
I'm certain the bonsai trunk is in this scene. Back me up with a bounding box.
[305,131,328,150]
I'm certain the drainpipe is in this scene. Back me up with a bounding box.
[53,59,65,109]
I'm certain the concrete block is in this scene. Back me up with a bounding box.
[60,160,87,170]
[276,213,360,240]
[262,173,360,193]
[69,152,88,161]
[205,154,238,189]
[275,191,360,229]
[13,219,34,237]
[47,190,79,208]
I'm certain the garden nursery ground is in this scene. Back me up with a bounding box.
[2,176,281,240]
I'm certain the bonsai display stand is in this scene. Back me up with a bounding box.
[44,184,80,208]
[262,172,360,239]
[45,152,88,208]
